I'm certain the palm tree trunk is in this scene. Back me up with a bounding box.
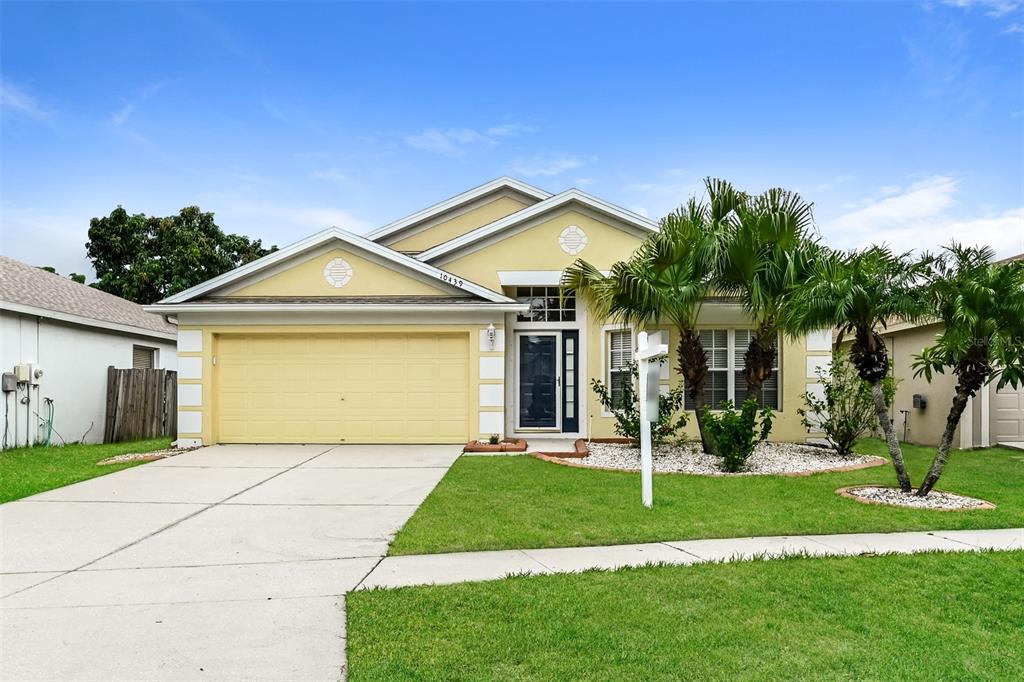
[677,328,715,454]
[917,389,971,496]
[871,381,913,492]
[743,332,777,400]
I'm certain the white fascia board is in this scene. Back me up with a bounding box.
[365,177,552,242]
[159,226,514,304]
[417,189,660,263]
[498,270,611,286]
[1,301,177,341]
[145,303,530,314]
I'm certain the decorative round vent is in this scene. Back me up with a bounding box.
[323,258,353,288]
[558,225,588,255]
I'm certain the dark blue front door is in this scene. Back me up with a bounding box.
[518,334,557,428]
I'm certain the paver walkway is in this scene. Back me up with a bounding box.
[0,444,462,681]
[358,527,1024,590]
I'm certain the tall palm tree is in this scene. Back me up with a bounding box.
[562,196,725,454]
[913,245,1024,496]
[789,246,931,492]
[714,182,821,400]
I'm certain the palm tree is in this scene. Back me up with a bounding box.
[912,245,1024,496]
[789,246,931,492]
[714,182,821,400]
[562,196,726,454]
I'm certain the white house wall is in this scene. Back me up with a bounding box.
[0,311,176,448]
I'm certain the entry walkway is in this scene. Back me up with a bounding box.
[358,527,1024,590]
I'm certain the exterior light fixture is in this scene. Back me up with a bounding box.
[486,323,497,350]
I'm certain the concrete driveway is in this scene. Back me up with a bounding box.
[0,444,461,681]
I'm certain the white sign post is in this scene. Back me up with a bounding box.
[636,331,668,508]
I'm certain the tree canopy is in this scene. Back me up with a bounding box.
[86,206,276,304]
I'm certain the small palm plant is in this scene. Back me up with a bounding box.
[563,191,725,453]
[715,182,821,399]
[790,246,931,492]
[912,245,1024,496]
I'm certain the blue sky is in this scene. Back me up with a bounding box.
[2,1,1022,277]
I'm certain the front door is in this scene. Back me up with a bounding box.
[517,333,559,429]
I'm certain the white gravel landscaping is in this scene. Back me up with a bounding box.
[840,486,994,511]
[97,445,198,465]
[580,441,882,476]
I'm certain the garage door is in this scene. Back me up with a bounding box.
[994,383,1024,443]
[215,333,470,443]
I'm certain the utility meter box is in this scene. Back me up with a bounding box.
[1,373,15,392]
[28,364,42,385]
[913,394,927,409]
[13,364,31,383]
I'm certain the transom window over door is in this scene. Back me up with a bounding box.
[683,329,781,410]
[515,287,576,322]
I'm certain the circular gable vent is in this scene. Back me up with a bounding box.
[323,258,353,288]
[559,225,588,255]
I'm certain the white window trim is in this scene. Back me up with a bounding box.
[600,323,635,417]
[690,328,782,411]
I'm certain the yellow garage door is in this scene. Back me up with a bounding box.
[215,333,469,443]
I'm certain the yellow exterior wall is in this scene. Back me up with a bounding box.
[882,323,954,446]
[388,195,532,253]
[175,323,503,445]
[441,209,646,290]
[227,248,451,298]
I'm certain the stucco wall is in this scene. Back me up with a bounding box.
[0,311,176,448]
[881,323,956,446]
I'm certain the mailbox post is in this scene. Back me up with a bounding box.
[636,331,668,508]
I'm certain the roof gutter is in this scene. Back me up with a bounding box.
[144,303,531,314]
[1,301,177,341]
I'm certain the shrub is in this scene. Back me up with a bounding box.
[798,352,897,456]
[591,361,688,445]
[488,433,500,445]
[702,399,774,473]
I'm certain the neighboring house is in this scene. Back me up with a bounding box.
[879,256,1024,449]
[146,177,831,447]
[0,256,177,448]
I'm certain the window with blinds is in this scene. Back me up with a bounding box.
[132,345,156,369]
[683,329,781,410]
[608,329,633,409]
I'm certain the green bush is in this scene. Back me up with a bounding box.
[591,361,688,445]
[702,399,774,472]
[798,352,897,455]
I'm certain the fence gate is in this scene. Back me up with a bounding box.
[104,367,177,443]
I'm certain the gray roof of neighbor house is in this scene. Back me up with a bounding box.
[0,255,176,337]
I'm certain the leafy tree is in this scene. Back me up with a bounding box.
[37,266,86,284]
[591,361,688,445]
[86,206,276,304]
[798,352,897,456]
[563,188,727,454]
[714,182,821,399]
[912,245,1024,496]
[790,247,931,492]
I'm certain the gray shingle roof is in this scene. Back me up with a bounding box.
[0,256,175,336]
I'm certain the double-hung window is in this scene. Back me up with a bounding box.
[683,329,781,410]
[607,329,633,410]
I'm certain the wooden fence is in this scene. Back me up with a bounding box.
[104,367,177,443]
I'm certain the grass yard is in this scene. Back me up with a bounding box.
[389,439,1024,555]
[347,550,1024,681]
[0,438,171,503]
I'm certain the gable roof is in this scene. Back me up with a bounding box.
[416,189,660,263]
[155,226,515,305]
[0,255,175,339]
[365,177,552,244]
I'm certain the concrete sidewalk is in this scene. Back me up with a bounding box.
[358,527,1024,590]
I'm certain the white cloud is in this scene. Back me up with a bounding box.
[814,174,855,192]
[310,167,350,186]
[943,0,1021,18]
[0,80,51,121]
[824,175,1024,258]
[1002,21,1024,32]
[622,168,702,219]
[510,155,585,177]
[109,81,168,127]
[403,122,534,155]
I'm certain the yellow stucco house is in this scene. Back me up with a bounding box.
[147,177,832,447]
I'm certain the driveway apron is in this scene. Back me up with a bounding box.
[0,444,461,681]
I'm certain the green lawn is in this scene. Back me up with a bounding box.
[347,551,1024,681]
[0,438,171,503]
[389,439,1024,555]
